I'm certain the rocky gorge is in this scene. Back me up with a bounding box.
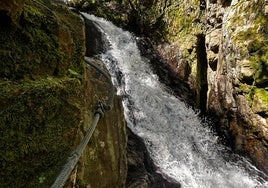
[73,0,268,175]
[0,0,267,187]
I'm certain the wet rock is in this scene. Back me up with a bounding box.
[137,37,196,108]
[77,60,127,188]
[82,14,110,56]
[127,128,181,188]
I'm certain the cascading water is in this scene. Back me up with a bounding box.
[82,13,268,188]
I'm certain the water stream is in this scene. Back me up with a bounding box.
[82,13,268,188]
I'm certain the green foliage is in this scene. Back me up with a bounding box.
[68,68,82,79]
[71,0,181,41]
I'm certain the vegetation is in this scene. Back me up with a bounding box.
[70,0,181,41]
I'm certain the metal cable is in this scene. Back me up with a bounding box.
[51,113,101,188]
[84,56,114,110]
[51,57,114,188]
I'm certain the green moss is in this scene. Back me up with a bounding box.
[0,1,60,80]
[68,68,82,79]
[0,77,84,187]
[0,0,86,187]
[0,0,84,80]
[164,0,204,41]
[252,88,268,113]
[52,3,85,75]
[229,0,268,90]
[239,83,253,93]
[238,83,256,105]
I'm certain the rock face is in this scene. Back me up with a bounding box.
[127,128,181,188]
[76,59,127,188]
[206,0,268,173]
[155,0,268,174]
[0,0,127,187]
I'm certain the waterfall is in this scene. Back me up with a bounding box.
[81,13,268,188]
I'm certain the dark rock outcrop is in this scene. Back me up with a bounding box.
[127,128,181,188]
[83,15,110,56]
[136,37,196,108]
[76,59,127,188]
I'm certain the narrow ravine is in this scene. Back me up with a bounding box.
[82,13,268,188]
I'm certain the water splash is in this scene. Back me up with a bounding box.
[82,13,268,188]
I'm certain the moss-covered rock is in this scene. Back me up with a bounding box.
[252,88,268,114]
[0,0,26,23]
[75,60,127,188]
[208,0,268,173]
[0,1,128,187]
[0,0,85,80]
[0,0,87,187]
[0,77,83,187]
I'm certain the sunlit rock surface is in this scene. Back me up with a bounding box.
[209,0,268,173]
[157,0,268,173]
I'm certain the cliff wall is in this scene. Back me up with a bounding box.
[157,0,268,173]
[0,0,127,187]
[206,0,268,173]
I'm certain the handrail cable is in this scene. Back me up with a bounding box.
[51,57,114,188]
[84,56,114,110]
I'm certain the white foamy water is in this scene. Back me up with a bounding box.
[82,13,268,188]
